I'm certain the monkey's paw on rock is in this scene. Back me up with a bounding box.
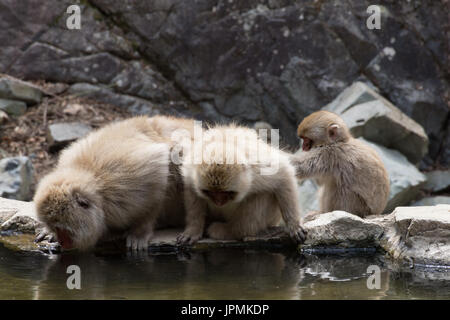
[176,229,203,245]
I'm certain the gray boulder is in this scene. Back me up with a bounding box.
[423,170,450,193]
[303,211,384,247]
[0,98,27,116]
[323,82,429,164]
[361,138,427,212]
[412,196,450,206]
[297,179,320,217]
[47,122,92,152]
[377,205,450,266]
[0,157,34,201]
[0,197,40,233]
[0,77,43,105]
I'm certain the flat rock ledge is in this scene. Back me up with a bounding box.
[0,197,448,268]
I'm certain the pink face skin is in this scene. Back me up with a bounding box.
[301,136,313,151]
[202,190,237,206]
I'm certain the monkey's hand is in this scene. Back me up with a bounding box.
[126,233,152,251]
[176,229,203,245]
[35,226,57,243]
[287,224,307,244]
[126,231,154,251]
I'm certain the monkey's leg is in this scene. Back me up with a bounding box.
[176,187,208,245]
[126,211,159,251]
[207,195,280,240]
[206,222,236,240]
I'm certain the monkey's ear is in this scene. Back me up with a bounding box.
[327,124,340,141]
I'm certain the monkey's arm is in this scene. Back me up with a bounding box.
[126,210,159,251]
[268,165,307,243]
[176,186,208,245]
[290,149,334,179]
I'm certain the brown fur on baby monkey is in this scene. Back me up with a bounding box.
[294,111,390,218]
[34,116,196,251]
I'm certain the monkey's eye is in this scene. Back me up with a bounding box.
[76,198,90,209]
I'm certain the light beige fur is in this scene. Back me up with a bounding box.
[293,110,390,218]
[177,124,306,244]
[34,116,197,251]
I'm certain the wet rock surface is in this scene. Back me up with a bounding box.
[0,197,448,268]
[0,0,447,167]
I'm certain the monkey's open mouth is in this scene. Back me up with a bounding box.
[55,228,74,250]
[301,137,313,151]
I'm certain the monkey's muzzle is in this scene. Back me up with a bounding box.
[205,190,237,207]
[301,136,313,151]
[55,228,74,249]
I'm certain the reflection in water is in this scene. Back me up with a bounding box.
[0,245,448,300]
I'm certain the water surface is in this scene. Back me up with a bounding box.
[0,244,448,299]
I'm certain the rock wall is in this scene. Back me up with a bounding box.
[0,0,448,166]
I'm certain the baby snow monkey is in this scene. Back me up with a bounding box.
[177,124,306,244]
[34,116,196,251]
[293,111,390,218]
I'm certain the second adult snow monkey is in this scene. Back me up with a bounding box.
[177,124,306,244]
[34,116,197,251]
[293,111,390,218]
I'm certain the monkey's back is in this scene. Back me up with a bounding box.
[56,117,171,229]
[340,138,390,215]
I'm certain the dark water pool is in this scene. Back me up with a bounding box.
[0,244,449,299]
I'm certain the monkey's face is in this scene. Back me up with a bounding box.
[194,164,252,207]
[299,136,313,151]
[298,126,328,151]
[299,125,345,151]
[297,111,351,151]
[34,174,106,251]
